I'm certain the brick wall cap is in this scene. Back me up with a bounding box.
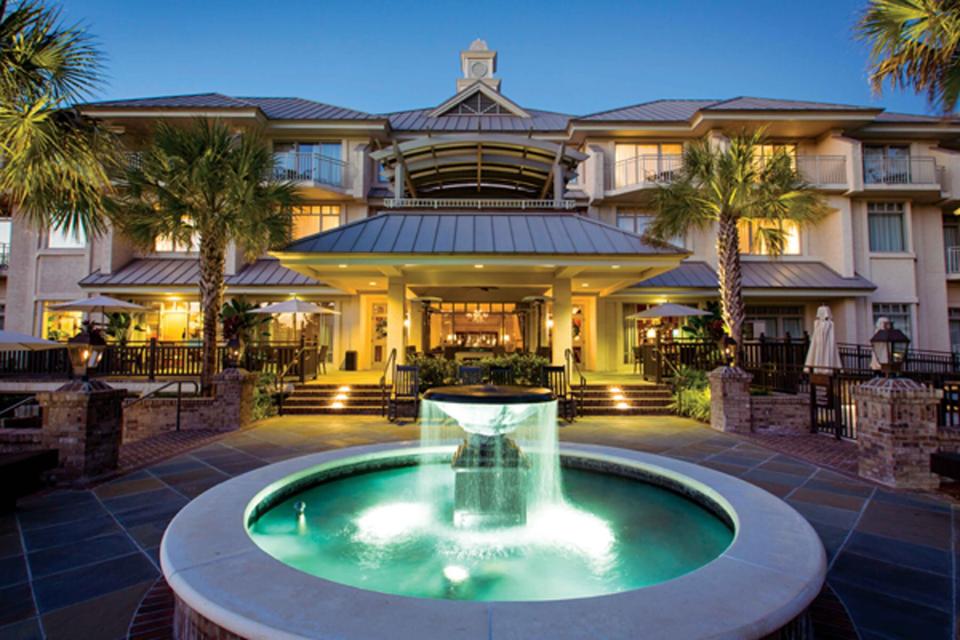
[707,366,753,382]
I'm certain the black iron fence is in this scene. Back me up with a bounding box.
[0,339,321,382]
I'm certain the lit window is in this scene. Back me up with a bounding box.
[47,226,86,249]
[614,143,683,188]
[738,219,801,255]
[873,303,912,338]
[867,202,906,253]
[292,205,342,239]
[42,302,83,341]
[744,306,804,339]
[155,223,200,253]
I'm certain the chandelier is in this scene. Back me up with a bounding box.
[466,306,489,323]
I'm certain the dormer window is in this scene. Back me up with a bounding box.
[447,91,510,115]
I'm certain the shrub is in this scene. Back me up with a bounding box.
[252,372,278,421]
[405,352,550,392]
[670,366,711,422]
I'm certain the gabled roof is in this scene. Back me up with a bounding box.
[629,260,875,291]
[704,96,877,112]
[283,212,684,256]
[80,258,318,287]
[83,93,379,120]
[386,107,570,132]
[429,83,529,118]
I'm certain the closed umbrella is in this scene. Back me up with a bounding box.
[0,330,63,351]
[804,305,842,374]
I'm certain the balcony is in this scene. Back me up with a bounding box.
[608,154,683,191]
[273,152,348,189]
[863,155,940,186]
[947,246,960,275]
[794,156,847,188]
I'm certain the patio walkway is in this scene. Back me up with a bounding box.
[0,415,956,640]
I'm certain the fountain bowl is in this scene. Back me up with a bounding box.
[161,442,826,640]
[423,385,554,437]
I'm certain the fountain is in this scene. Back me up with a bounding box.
[161,385,827,639]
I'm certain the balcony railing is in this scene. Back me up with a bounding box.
[611,154,683,190]
[273,152,348,189]
[384,198,576,210]
[863,155,940,185]
[947,246,960,274]
[794,155,847,186]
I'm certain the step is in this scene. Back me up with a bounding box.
[287,390,383,399]
[293,384,381,391]
[282,406,384,415]
[579,407,674,416]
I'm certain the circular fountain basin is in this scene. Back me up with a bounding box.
[161,443,826,640]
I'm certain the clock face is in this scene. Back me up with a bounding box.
[469,61,488,78]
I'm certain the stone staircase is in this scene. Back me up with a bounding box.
[281,383,383,415]
[280,382,674,417]
[576,383,674,416]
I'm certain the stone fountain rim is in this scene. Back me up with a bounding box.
[160,442,826,640]
[423,384,555,404]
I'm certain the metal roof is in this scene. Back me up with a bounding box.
[284,212,683,256]
[386,107,570,132]
[630,261,875,290]
[83,93,378,120]
[704,96,877,112]
[80,258,317,288]
[578,96,879,122]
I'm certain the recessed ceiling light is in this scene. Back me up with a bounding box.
[474,264,484,269]
[611,265,620,270]
[581,283,589,287]
[338,264,347,268]
[369,281,377,286]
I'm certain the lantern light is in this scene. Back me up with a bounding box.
[870,320,910,378]
[720,335,738,367]
[67,326,107,381]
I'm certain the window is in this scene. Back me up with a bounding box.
[950,309,960,353]
[376,161,389,184]
[944,215,960,273]
[867,202,906,252]
[738,219,801,255]
[0,304,6,330]
[0,218,10,267]
[744,306,804,339]
[42,303,83,341]
[614,143,683,187]
[616,209,656,237]
[754,144,797,161]
[155,220,200,253]
[47,226,86,249]
[274,142,343,185]
[863,144,910,184]
[873,303,912,338]
[292,205,342,239]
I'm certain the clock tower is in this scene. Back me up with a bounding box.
[457,39,500,93]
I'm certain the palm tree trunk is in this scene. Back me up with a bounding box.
[199,232,226,393]
[716,211,745,364]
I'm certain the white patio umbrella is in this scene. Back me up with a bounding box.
[50,295,145,326]
[251,298,341,344]
[0,330,63,351]
[625,303,711,320]
[804,305,842,374]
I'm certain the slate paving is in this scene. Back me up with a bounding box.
[0,414,956,640]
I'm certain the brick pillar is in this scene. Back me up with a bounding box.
[212,367,258,430]
[855,377,942,490]
[37,381,126,480]
[707,366,753,433]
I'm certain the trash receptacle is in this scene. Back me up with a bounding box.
[344,350,358,371]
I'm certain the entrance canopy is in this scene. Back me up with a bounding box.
[273,211,687,296]
[370,135,587,198]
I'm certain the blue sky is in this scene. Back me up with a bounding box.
[61,0,934,116]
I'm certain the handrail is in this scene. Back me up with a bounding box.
[384,198,576,210]
[274,342,310,416]
[126,380,200,432]
[0,395,37,420]
[379,348,397,417]
[565,348,586,416]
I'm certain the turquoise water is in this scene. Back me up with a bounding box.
[248,464,733,601]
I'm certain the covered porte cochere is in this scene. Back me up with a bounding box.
[273,211,687,371]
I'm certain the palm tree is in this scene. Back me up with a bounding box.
[648,132,829,359]
[0,0,119,237]
[115,119,299,390]
[858,0,960,114]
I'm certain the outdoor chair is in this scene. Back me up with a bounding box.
[443,346,457,360]
[540,364,576,422]
[387,364,420,422]
[457,365,483,385]
[489,365,515,386]
[633,346,643,374]
[536,346,552,360]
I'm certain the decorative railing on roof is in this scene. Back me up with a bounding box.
[383,198,577,210]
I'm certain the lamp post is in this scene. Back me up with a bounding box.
[66,325,106,383]
[870,321,910,378]
[720,335,738,367]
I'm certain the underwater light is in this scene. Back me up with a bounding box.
[443,565,470,584]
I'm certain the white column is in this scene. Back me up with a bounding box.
[394,162,405,200]
[552,278,572,365]
[553,164,565,203]
[387,277,406,364]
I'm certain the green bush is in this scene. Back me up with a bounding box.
[406,352,550,392]
[252,372,278,421]
[670,366,711,422]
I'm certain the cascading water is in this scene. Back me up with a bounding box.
[247,384,734,601]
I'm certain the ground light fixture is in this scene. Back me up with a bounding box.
[66,326,107,381]
[870,321,910,378]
